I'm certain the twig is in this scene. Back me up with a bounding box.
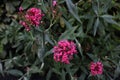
[75,0,83,6]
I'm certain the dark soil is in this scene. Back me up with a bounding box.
[0,74,18,80]
[0,73,59,80]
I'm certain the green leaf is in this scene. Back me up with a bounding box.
[65,65,73,79]
[0,43,4,56]
[92,1,98,15]
[0,51,6,59]
[7,69,23,77]
[0,63,3,74]
[52,68,61,75]
[78,73,86,80]
[24,41,33,52]
[101,15,118,25]
[41,0,47,13]
[60,17,65,28]
[75,39,84,59]
[30,66,43,73]
[44,49,53,58]
[21,0,32,9]
[98,22,105,36]
[111,24,120,31]
[23,77,29,80]
[71,68,79,75]
[65,0,81,23]
[59,26,77,40]
[102,0,112,13]
[101,14,114,18]
[46,69,52,80]
[63,18,72,29]
[5,60,13,70]
[93,18,100,36]
[76,26,85,38]
[1,37,8,45]
[5,3,15,14]
[103,61,111,68]
[86,17,94,33]
[45,32,54,45]
[37,47,45,62]
[80,66,88,74]
[86,53,97,61]
[61,70,66,80]
[114,62,120,79]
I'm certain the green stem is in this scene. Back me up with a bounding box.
[29,31,34,41]
[40,62,44,70]
[45,20,56,32]
[97,0,99,16]
[18,72,28,80]
[1,54,24,62]
[37,31,45,62]
[42,31,45,48]
[75,0,83,6]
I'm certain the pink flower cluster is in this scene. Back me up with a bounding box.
[90,61,103,76]
[19,21,30,31]
[19,7,44,31]
[53,40,77,64]
[19,6,23,12]
[25,8,44,26]
[52,0,57,6]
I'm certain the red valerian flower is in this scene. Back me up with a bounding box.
[52,0,57,6]
[19,7,44,31]
[53,40,77,64]
[90,61,103,76]
[19,6,23,12]
[25,7,44,26]
[19,21,30,31]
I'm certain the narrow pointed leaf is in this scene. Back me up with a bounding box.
[65,0,81,23]
[93,18,100,36]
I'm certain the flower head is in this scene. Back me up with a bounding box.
[90,61,103,76]
[19,21,30,31]
[53,0,57,6]
[25,7,44,26]
[53,40,77,64]
[19,6,23,12]
[19,7,44,31]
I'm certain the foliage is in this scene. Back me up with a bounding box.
[0,0,120,80]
